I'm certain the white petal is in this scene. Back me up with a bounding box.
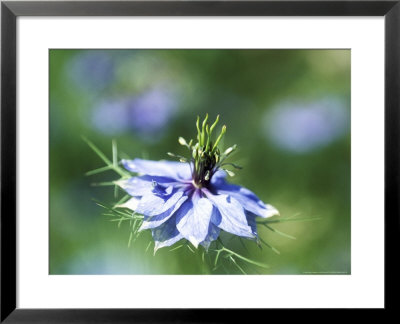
[116,197,140,211]
[263,204,280,217]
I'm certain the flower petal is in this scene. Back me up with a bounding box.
[213,180,279,218]
[202,189,255,238]
[200,223,220,250]
[246,213,258,236]
[210,169,227,183]
[116,197,140,211]
[152,216,183,252]
[176,196,214,248]
[136,188,184,217]
[121,158,191,180]
[116,175,178,197]
[139,195,188,230]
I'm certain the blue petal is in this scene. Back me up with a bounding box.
[135,188,184,217]
[152,216,183,252]
[200,223,220,250]
[151,182,173,196]
[213,180,279,218]
[117,175,177,197]
[139,195,188,230]
[210,169,227,184]
[246,213,258,236]
[176,196,214,248]
[203,189,255,238]
[121,158,191,180]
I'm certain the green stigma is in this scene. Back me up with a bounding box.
[173,114,239,188]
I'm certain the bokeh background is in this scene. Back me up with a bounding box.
[50,49,351,274]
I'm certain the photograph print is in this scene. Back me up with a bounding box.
[49,49,351,275]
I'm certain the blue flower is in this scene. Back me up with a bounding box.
[92,99,130,135]
[91,87,177,139]
[262,97,349,153]
[128,87,177,137]
[66,51,115,91]
[117,115,278,251]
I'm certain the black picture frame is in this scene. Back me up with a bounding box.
[1,0,398,321]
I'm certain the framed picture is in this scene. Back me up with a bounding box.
[1,0,398,321]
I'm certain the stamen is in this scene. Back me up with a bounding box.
[205,125,210,151]
[196,116,201,143]
[178,137,188,147]
[209,115,220,135]
[201,114,208,146]
[212,125,226,151]
[192,180,202,189]
[223,169,235,177]
[177,115,238,188]
[223,144,237,156]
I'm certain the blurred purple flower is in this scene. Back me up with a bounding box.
[91,99,129,135]
[263,98,349,153]
[66,51,115,91]
[91,88,177,139]
[128,88,177,136]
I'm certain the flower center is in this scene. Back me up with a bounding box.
[192,149,218,188]
[169,114,240,188]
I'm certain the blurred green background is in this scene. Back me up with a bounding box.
[50,49,350,275]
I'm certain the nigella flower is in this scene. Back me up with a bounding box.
[66,51,115,91]
[117,115,279,252]
[127,87,177,137]
[91,87,177,139]
[262,97,349,153]
[92,99,130,135]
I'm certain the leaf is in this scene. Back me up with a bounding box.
[259,237,280,255]
[229,256,247,275]
[258,216,321,224]
[85,165,113,176]
[169,244,184,252]
[82,137,129,177]
[263,224,296,240]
